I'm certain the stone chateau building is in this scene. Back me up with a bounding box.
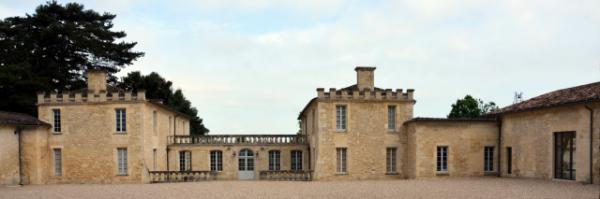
[0,67,598,185]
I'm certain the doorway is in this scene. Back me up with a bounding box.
[554,132,576,180]
[238,149,255,180]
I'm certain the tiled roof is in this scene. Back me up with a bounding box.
[0,111,50,126]
[404,117,497,124]
[495,81,600,114]
[339,84,385,92]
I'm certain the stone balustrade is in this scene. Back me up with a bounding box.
[168,134,307,146]
[259,170,313,181]
[149,170,217,183]
[316,88,414,101]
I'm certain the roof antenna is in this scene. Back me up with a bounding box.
[513,92,524,104]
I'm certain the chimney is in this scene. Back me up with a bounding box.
[87,69,107,93]
[355,66,376,91]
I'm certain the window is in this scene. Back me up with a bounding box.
[386,147,397,173]
[436,146,448,172]
[210,150,223,171]
[291,150,303,171]
[52,109,61,133]
[387,106,396,131]
[484,146,494,172]
[506,147,512,174]
[153,149,157,170]
[179,151,191,171]
[117,148,128,175]
[152,111,157,136]
[53,148,62,176]
[268,150,281,171]
[336,148,347,174]
[115,109,126,133]
[336,105,347,131]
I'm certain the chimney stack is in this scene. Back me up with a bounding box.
[87,69,107,93]
[355,66,376,91]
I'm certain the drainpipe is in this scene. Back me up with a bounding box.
[497,117,502,177]
[166,148,170,182]
[584,105,594,184]
[14,128,23,185]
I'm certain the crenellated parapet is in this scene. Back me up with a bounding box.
[316,88,414,101]
[37,90,146,105]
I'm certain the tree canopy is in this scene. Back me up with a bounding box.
[448,95,498,118]
[0,1,143,115]
[118,71,209,135]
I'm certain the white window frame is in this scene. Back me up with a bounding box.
[336,105,347,131]
[386,147,397,173]
[53,148,62,176]
[179,151,192,171]
[387,106,396,131]
[268,150,281,171]
[484,146,495,172]
[291,150,302,171]
[336,148,347,174]
[210,150,223,171]
[117,148,128,175]
[436,146,448,172]
[52,109,61,133]
[115,109,126,133]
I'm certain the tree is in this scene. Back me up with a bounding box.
[118,71,209,135]
[0,1,143,115]
[448,95,498,118]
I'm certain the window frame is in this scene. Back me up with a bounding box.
[179,150,192,171]
[335,105,347,131]
[117,148,128,176]
[436,146,448,173]
[53,148,62,176]
[386,147,397,174]
[291,150,303,171]
[484,146,495,172]
[115,108,127,133]
[210,150,223,172]
[336,148,347,174]
[268,150,281,171]
[387,105,396,131]
[52,109,61,133]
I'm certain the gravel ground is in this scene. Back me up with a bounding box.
[1,177,598,199]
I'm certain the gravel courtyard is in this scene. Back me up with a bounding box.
[1,178,598,199]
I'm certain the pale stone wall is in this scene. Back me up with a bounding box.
[0,125,19,185]
[22,100,190,184]
[311,100,413,180]
[404,121,498,178]
[167,145,308,180]
[501,103,600,184]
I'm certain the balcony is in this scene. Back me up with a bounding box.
[168,134,307,146]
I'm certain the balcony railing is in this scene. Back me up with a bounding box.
[259,170,313,181]
[149,171,217,183]
[168,134,307,145]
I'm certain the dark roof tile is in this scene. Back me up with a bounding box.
[495,81,600,114]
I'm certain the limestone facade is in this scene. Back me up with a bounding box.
[19,70,191,184]
[2,67,599,184]
[500,102,600,184]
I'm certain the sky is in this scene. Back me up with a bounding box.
[1,0,599,134]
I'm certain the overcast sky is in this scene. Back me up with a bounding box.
[2,0,599,134]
